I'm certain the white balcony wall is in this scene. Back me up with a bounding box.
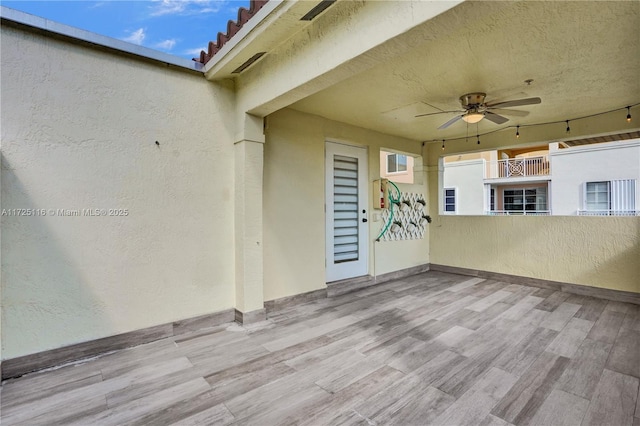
[550,139,640,215]
[441,159,486,215]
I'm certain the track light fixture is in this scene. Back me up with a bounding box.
[627,106,632,123]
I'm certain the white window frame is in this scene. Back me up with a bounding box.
[584,181,610,211]
[581,179,636,215]
[486,186,495,212]
[386,153,408,174]
[502,187,547,213]
[443,187,457,214]
[490,188,495,211]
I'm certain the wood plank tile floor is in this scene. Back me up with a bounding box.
[2,271,639,425]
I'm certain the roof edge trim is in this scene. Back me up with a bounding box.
[195,0,270,65]
[202,0,282,75]
[0,6,204,72]
[551,137,640,156]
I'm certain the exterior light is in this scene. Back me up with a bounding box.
[627,106,632,122]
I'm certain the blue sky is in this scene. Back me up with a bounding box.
[2,1,251,59]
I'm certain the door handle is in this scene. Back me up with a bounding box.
[362,218,368,223]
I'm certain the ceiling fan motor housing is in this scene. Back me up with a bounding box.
[460,93,487,109]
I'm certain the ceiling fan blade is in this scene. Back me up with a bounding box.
[486,97,541,108]
[415,110,462,118]
[487,108,530,117]
[484,111,509,125]
[438,115,464,129]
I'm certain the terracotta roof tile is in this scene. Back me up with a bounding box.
[194,0,269,65]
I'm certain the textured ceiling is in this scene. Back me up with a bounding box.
[290,1,640,142]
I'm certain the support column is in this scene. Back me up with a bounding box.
[234,114,266,324]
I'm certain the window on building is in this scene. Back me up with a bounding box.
[380,150,414,183]
[582,179,636,216]
[444,188,456,214]
[387,153,407,174]
[490,188,495,211]
[503,187,547,213]
[585,181,610,211]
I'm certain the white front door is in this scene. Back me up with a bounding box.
[325,142,369,282]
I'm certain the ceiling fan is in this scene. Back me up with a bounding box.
[416,92,541,129]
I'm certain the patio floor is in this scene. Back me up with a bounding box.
[2,271,639,425]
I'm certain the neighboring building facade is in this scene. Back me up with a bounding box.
[379,150,415,184]
[551,139,639,216]
[442,138,640,216]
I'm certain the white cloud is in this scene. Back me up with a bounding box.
[151,0,185,16]
[150,0,227,17]
[122,28,146,45]
[155,39,177,51]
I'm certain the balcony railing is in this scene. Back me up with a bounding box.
[486,210,551,216]
[486,156,549,179]
[577,210,640,216]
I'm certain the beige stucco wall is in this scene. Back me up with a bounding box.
[426,135,640,294]
[263,108,429,302]
[429,215,640,293]
[444,152,493,163]
[235,0,462,117]
[1,26,236,359]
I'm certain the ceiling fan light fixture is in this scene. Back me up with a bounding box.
[462,112,484,124]
[431,92,541,130]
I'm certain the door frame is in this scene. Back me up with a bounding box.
[325,140,369,282]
